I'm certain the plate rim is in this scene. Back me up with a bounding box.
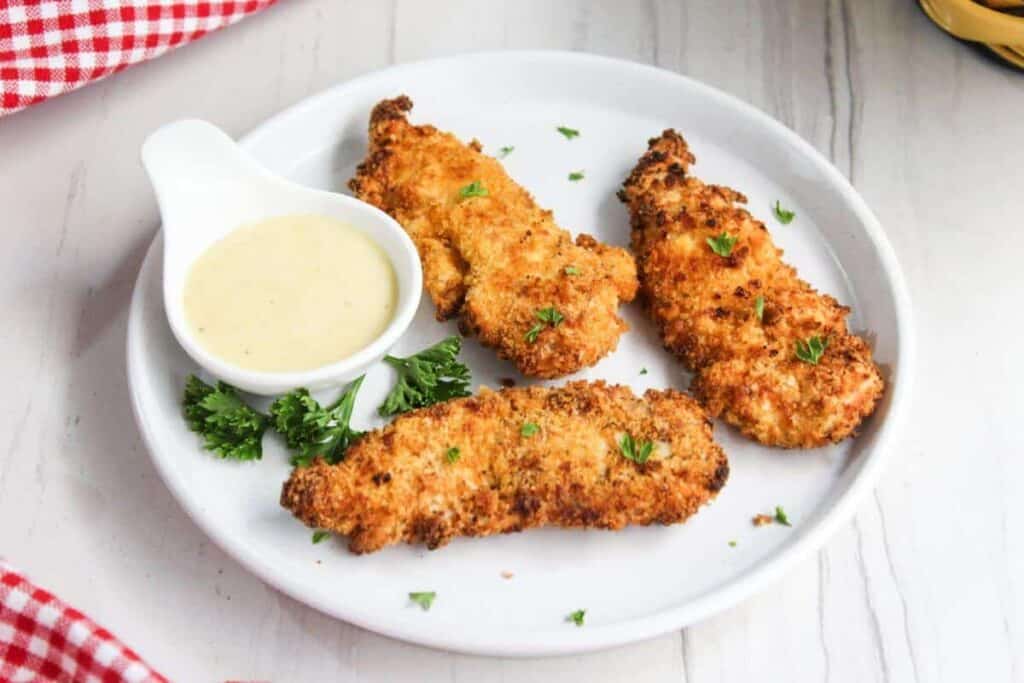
[126,49,916,657]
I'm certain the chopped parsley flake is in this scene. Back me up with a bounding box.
[445,447,461,464]
[706,232,738,257]
[728,540,737,547]
[564,265,580,276]
[568,609,586,626]
[774,506,792,527]
[568,170,585,182]
[795,336,828,365]
[409,592,436,611]
[525,324,543,344]
[773,200,796,224]
[498,146,514,158]
[525,306,565,343]
[536,307,564,325]
[754,296,765,322]
[312,530,330,544]
[557,126,580,140]
[619,433,654,464]
[640,367,648,375]
[521,422,539,437]
[459,180,488,199]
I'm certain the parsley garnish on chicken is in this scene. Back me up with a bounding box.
[378,336,472,417]
[525,306,565,343]
[794,336,829,365]
[458,180,488,199]
[618,433,654,464]
[270,377,365,467]
[706,232,738,257]
[183,375,268,461]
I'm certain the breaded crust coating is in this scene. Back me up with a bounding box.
[619,131,884,448]
[280,381,728,554]
[349,96,638,378]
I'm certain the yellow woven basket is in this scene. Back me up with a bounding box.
[920,0,1024,68]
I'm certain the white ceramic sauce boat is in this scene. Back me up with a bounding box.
[141,119,422,395]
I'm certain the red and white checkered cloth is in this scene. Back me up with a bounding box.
[1,561,166,682]
[1,0,278,116]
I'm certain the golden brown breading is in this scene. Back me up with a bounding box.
[619,131,884,448]
[349,96,638,378]
[280,381,728,554]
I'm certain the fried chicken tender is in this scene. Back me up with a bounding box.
[619,131,884,448]
[280,381,728,554]
[349,96,638,378]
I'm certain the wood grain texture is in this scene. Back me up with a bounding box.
[0,0,1021,680]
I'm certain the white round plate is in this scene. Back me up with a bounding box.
[127,51,913,657]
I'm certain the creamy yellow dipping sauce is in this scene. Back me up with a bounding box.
[184,214,397,372]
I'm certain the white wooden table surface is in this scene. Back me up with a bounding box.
[2,1,1022,680]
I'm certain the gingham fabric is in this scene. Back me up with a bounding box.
[0,561,166,682]
[0,0,278,116]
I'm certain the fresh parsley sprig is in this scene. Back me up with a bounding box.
[525,306,565,343]
[183,375,269,461]
[378,336,472,417]
[184,375,367,467]
[795,335,828,365]
[619,433,654,464]
[270,377,366,467]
